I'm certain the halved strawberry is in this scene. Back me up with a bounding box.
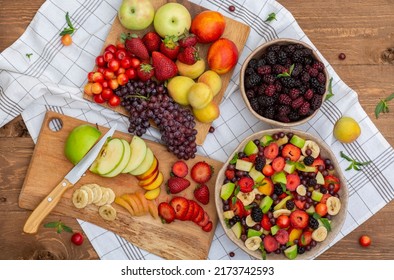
[274,229,289,245]
[312,157,325,169]
[261,214,272,231]
[202,221,213,232]
[248,154,257,163]
[290,210,309,229]
[281,143,301,161]
[286,174,300,191]
[272,156,285,172]
[171,160,188,178]
[170,196,189,221]
[324,174,341,193]
[158,202,176,223]
[238,176,254,193]
[264,142,279,159]
[294,199,306,210]
[263,235,279,253]
[231,199,245,217]
[190,161,213,184]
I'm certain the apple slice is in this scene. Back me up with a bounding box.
[89,138,124,175]
[129,148,154,176]
[144,187,161,200]
[102,139,131,177]
[136,156,158,181]
[142,171,164,191]
[122,136,147,173]
[138,168,159,187]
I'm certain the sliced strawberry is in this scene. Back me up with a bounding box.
[192,205,205,223]
[261,214,272,231]
[183,199,195,221]
[166,177,190,194]
[202,221,213,232]
[290,210,309,229]
[320,193,332,204]
[189,200,201,221]
[286,174,300,191]
[238,176,254,193]
[264,142,279,159]
[225,169,235,180]
[248,154,257,163]
[171,160,188,178]
[231,199,245,217]
[194,184,210,205]
[263,235,279,253]
[299,230,312,247]
[170,196,189,221]
[274,229,289,245]
[312,157,325,169]
[197,211,209,227]
[158,202,176,223]
[324,174,341,193]
[190,161,213,184]
[272,156,285,172]
[262,164,274,176]
[281,143,301,161]
[294,199,306,210]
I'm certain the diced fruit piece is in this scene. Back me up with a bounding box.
[275,135,288,147]
[290,135,306,148]
[288,228,303,245]
[284,244,298,260]
[220,182,235,200]
[260,134,274,146]
[264,142,279,159]
[275,229,289,245]
[194,184,210,205]
[235,159,253,172]
[190,161,213,184]
[261,214,272,231]
[316,171,325,185]
[243,140,259,156]
[324,174,341,193]
[136,156,158,180]
[231,199,246,217]
[237,191,256,206]
[249,167,265,183]
[296,185,307,196]
[283,161,296,174]
[273,209,291,219]
[223,210,235,220]
[294,199,306,210]
[238,177,254,193]
[257,177,273,196]
[260,196,274,213]
[326,196,341,215]
[170,196,189,221]
[299,231,312,247]
[263,235,279,253]
[272,171,287,184]
[311,226,328,242]
[311,190,323,202]
[315,202,328,216]
[305,205,316,214]
[144,187,161,200]
[166,177,190,194]
[312,158,325,169]
[290,210,309,229]
[272,156,285,172]
[286,173,300,191]
[122,136,147,173]
[158,202,176,223]
[281,143,301,162]
[273,195,293,211]
[262,164,274,176]
[301,140,320,158]
[171,160,188,177]
[129,148,154,176]
[270,224,280,235]
[231,221,242,239]
[295,162,317,173]
[89,138,125,176]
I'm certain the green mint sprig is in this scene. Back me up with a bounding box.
[277,64,294,78]
[265,12,277,22]
[44,220,73,234]
[26,53,33,60]
[59,12,75,36]
[340,151,371,171]
[325,77,334,101]
[375,93,394,119]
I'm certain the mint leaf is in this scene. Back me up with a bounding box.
[325,77,334,101]
[320,218,331,232]
[375,93,394,118]
[277,64,294,78]
[229,154,238,164]
[44,221,73,234]
[60,12,75,36]
[26,53,33,60]
[340,151,371,171]
[265,12,277,22]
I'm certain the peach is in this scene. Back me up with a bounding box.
[176,59,206,79]
[187,82,213,109]
[207,38,238,74]
[192,101,220,123]
[197,70,222,97]
[190,11,226,43]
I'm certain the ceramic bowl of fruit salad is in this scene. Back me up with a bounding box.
[240,38,329,127]
[215,129,348,260]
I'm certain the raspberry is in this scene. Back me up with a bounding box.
[264,84,276,96]
[278,94,292,105]
[257,65,272,75]
[263,74,276,85]
[312,61,325,71]
[304,88,314,100]
[317,72,326,84]
[310,94,323,110]
[298,102,310,116]
[308,68,318,77]
[289,88,300,100]
[291,96,304,109]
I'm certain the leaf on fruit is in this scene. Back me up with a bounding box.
[277,64,294,78]
[340,151,371,171]
[59,12,75,36]
[325,77,334,101]
[229,154,238,164]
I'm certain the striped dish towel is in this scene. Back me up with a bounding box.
[0,0,393,259]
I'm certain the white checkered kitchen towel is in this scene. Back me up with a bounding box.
[1,0,393,260]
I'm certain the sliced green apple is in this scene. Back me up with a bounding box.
[249,167,265,183]
[273,195,293,211]
[122,136,147,173]
[260,196,273,213]
[231,221,242,239]
[272,171,287,184]
[220,182,235,200]
[89,138,124,175]
[283,161,296,174]
[243,140,258,156]
[235,159,253,172]
[102,139,131,178]
[247,228,262,238]
[129,147,154,176]
[290,134,306,148]
[311,190,323,202]
[284,244,298,260]
[260,134,273,147]
[316,171,325,185]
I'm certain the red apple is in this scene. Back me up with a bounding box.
[190,11,226,43]
[207,38,238,74]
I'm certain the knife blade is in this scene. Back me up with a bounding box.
[23,123,117,234]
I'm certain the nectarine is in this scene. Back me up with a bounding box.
[207,38,238,74]
[190,11,226,43]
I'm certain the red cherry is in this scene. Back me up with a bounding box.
[105,44,117,54]
[108,59,120,72]
[108,95,121,107]
[94,94,105,104]
[115,49,127,60]
[359,235,371,247]
[101,88,114,100]
[71,232,84,246]
[103,50,114,62]
[95,55,105,67]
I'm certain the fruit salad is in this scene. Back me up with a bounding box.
[219,131,343,259]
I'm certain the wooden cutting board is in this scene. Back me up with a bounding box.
[83,0,250,146]
[19,111,224,260]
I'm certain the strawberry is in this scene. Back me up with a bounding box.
[142,31,161,53]
[272,156,285,172]
[177,46,200,65]
[158,202,176,223]
[151,51,178,81]
[197,211,209,227]
[125,34,149,61]
[202,221,213,232]
[225,169,235,180]
[237,177,254,193]
[170,196,189,220]
[159,35,180,60]
[183,199,195,221]
[166,177,190,194]
[178,30,198,48]
[171,160,188,178]
[194,184,210,205]
[286,173,300,191]
[264,142,279,159]
[136,63,154,82]
[281,143,301,161]
[263,235,279,253]
[190,161,213,184]
[289,209,309,229]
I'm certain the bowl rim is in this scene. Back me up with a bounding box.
[239,38,330,127]
[214,128,348,260]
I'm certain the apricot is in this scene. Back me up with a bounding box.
[333,116,361,143]
[198,70,222,97]
[192,101,220,123]
[207,38,238,74]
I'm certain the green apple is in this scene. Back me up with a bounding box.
[220,182,235,200]
[118,0,155,31]
[243,140,258,156]
[260,196,273,213]
[153,3,191,37]
[122,136,147,173]
[283,161,296,174]
[247,228,262,238]
[129,147,154,176]
[290,134,306,148]
[284,244,298,260]
[260,134,273,147]
[311,190,323,202]
[235,159,253,172]
[316,171,325,185]
[272,171,287,184]
[64,124,102,165]
[102,139,131,177]
[231,221,242,239]
[273,195,293,211]
[249,167,265,183]
[89,138,124,175]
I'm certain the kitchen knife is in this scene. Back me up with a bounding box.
[23,123,117,234]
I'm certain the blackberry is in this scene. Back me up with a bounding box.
[278,105,291,116]
[266,51,277,65]
[303,48,313,57]
[298,101,310,116]
[277,51,288,65]
[257,58,267,68]
[297,246,306,254]
[251,207,263,222]
[255,156,266,171]
[292,49,305,63]
[263,106,275,119]
[291,63,303,77]
[301,71,311,83]
[291,96,304,109]
[274,184,284,196]
[268,44,281,53]
[303,155,315,166]
[286,200,295,210]
[246,89,255,99]
[244,73,262,89]
[248,58,258,70]
[258,95,275,107]
[274,80,282,92]
[276,115,290,123]
[317,72,326,84]
[307,178,317,187]
[278,94,292,105]
[288,111,301,121]
[257,84,267,96]
[273,64,287,75]
[308,68,319,77]
[249,98,260,111]
[263,74,276,85]
[316,85,326,95]
[280,77,296,88]
[310,95,323,110]
[309,217,319,230]
[312,61,325,71]
[289,88,300,100]
[303,56,313,65]
[257,65,272,75]
[284,44,296,54]
[264,84,276,96]
[245,67,255,76]
[304,88,314,100]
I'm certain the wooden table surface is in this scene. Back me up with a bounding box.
[0,0,393,260]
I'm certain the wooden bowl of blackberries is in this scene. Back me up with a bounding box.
[240,39,329,127]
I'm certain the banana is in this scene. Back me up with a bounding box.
[98,204,117,221]
[106,188,116,205]
[312,226,328,242]
[301,140,320,158]
[273,209,291,218]
[72,189,89,209]
[236,191,255,206]
[90,184,103,204]
[296,184,307,196]
[326,196,341,215]
[95,187,110,206]
[245,214,257,227]
[244,236,262,251]
[80,185,94,205]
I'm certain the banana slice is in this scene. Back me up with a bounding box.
[98,204,117,221]
[273,209,292,218]
[296,185,307,196]
[244,236,262,251]
[245,215,257,227]
[312,226,328,242]
[236,191,256,206]
[90,184,103,204]
[80,185,94,205]
[301,140,320,158]
[72,189,89,209]
[106,188,116,205]
[95,187,110,206]
[326,196,341,215]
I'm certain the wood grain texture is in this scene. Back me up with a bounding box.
[0,0,393,260]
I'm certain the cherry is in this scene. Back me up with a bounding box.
[359,235,371,247]
[338,53,346,60]
[71,232,84,246]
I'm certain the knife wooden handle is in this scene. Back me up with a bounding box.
[23,179,74,234]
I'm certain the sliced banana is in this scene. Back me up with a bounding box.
[312,226,328,242]
[80,185,94,205]
[273,209,292,218]
[301,140,320,158]
[90,184,103,204]
[106,188,116,205]
[326,196,341,215]
[95,187,110,206]
[245,214,257,227]
[245,236,262,251]
[98,204,117,221]
[296,184,307,196]
[72,189,89,209]
[236,191,256,206]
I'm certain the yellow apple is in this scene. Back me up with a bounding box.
[197,70,222,96]
[192,101,220,123]
[167,76,195,105]
[187,82,213,109]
